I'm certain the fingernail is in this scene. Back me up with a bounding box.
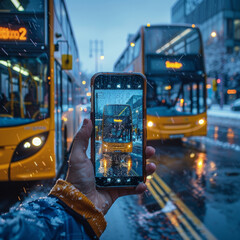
[83,119,88,126]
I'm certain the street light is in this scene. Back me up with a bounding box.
[211,31,217,38]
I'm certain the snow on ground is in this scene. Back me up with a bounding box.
[207,104,240,129]
[208,104,240,120]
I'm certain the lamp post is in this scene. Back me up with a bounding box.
[89,40,104,72]
[210,31,224,109]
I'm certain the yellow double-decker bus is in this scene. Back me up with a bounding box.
[114,25,207,140]
[0,0,82,181]
[102,104,133,153]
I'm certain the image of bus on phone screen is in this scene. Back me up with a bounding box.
[91,73,146,188]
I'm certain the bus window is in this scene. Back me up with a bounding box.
[0,55,49,126]
[62,72,68,111]
[133,37,141,59]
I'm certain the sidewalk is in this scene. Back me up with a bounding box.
[207,104,240,128]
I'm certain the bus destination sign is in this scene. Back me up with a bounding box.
[0,27,27,41]
[0,14,45,49]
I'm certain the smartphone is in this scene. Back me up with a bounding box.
[91,72,146,188]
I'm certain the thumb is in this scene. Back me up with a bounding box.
[69,119,92,164]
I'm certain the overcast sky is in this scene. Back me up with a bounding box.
[66,0,176,74]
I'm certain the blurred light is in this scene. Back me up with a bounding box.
[80,107,83,111]
[23,142,31,149]
[0,60,11,67]
[206,84,211,89]
[11,0,24,11]
[86,92,91,97]
[82,80,86,85]
[190,153,195,158]
[117,84,121,88]
[84,108,87,112]
[18,6,24,11]
[127,84,131,88]
[127,158,132,172]
[165,85,171,90]
[211,31,217,38]
[136,110,139,113]
[62,117,68,122]
[227,89,236,94]
[198,119,205,125]
[103,159,107,169]
[180,98,184,107]
[32,137,42,147]
[148,121,154,127]
[128,144,131,148]
[68,108,74,112]
[192,24,196,28]
[197,158,203,167]
[147,23,151,27]
[130,42,135,47]
[217,78,221,84]
[13,65,29,76]
[100,55,104,60]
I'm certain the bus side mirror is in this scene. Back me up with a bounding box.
[62,54,72,70]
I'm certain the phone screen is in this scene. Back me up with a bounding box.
[92,74,145,187]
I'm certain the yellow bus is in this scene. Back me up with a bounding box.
[102,104,133,153]
[114,25,207,140]
[0,0,82,181]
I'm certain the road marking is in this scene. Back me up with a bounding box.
[152,173,217,240]
[150,179,202,240]
[147,184,190,240]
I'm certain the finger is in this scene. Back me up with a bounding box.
[146,146,155,159]
[70,119,92,161]
[115,183,148,199]
[146,162,156,176]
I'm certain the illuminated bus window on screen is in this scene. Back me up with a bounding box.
[94,77,143,179]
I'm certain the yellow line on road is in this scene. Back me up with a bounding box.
[151,179,202,240]
[147,184,190,240]
[153,173,217,240]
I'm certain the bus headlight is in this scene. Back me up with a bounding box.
[147,121,154,127]
[12,132,49,163]
[198,119,205,125]
[32,137,42,147]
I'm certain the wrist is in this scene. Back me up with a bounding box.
[49,179,107,237]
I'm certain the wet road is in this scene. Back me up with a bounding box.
[95,141,143,178]
[142,120,240,240]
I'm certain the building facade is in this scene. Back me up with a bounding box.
[171,0,240,102]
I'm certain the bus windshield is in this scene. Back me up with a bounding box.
[0,54,49,127]
[102,105,132,143]
[147,75,205,116]
[145,26,201,55]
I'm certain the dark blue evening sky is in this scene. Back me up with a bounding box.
[66,0,176,74]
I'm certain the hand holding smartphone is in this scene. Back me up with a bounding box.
[91,73,147,188]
